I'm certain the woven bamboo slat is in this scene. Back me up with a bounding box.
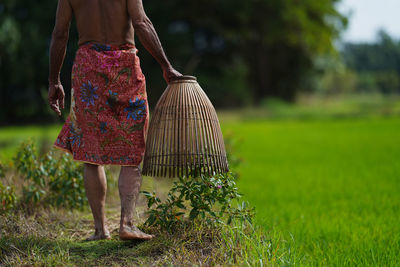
[142,75,229,178]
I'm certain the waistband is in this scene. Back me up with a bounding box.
[79,42,137,52]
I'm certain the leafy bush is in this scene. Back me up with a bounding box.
[13,140,86,210]
[142,172,254,232]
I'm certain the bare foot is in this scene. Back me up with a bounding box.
[119,225,154,241]
[85,229,111,241]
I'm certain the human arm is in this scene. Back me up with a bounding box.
[127,0,182,83]
[48,0,72,116]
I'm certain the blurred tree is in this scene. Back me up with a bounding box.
[0,0,78,125]
[343,30,400,93]
[141,0,347,103]
[318,65,358,94]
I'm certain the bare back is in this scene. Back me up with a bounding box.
[68,0,135,46]
[49,0,181,91]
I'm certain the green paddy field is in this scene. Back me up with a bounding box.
[1,99,399,265]
[222,117,400,265]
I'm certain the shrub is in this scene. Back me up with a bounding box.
[142,172,254,232]
[13,140,86,210]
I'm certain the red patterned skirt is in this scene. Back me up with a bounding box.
[54,43,149,166]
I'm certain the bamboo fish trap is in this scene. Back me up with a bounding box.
[142,75,229,178]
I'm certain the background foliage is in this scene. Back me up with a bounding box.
[0,0,350,124]
[3,0,399,125]
[342,30,400,94]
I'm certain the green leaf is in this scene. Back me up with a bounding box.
[189,208,199,220]
[148,198,154,208]
[141,191,152,197]
[227,215,232,225]
[176,202,186,209]
[146,214,156,226]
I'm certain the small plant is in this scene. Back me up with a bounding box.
[45,151,86,209]
[142,172,254,232]
[0,182,17,213]
[14,141,47,204]
[13,140,86,210]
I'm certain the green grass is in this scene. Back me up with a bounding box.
[221,117,400,265]
[0,125,61,163]
[218,93,400,122]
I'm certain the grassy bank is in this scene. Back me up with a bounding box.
[0,165,269,266]
[0,207,268,265]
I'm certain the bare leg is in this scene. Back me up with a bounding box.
[118,166,154,240]
[83,163,110,241]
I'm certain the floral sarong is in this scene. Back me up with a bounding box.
[54,43,149,166]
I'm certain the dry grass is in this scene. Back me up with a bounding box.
[0,207,240,266]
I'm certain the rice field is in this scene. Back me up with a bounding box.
[221,117,400,265]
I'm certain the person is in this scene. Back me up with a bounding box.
[48,0,182,241]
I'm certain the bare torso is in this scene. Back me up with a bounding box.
[49,0,182,104]
[68,0,135,46]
